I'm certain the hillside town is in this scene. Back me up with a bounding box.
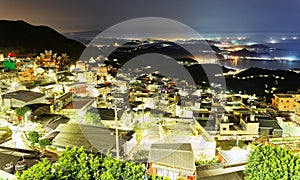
[1,47,300,180]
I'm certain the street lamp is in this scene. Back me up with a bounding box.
[25,111,31,124]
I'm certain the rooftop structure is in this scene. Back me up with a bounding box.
[149,143,196,180]
[2,90,45,107]
[272,93,300,112]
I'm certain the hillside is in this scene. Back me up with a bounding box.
[0,20,85,61]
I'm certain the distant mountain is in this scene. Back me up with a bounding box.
[64,30,101,45]
[225,67,300,100]
[0,20,85,61]
[186,64,300,101]
[229,49,271,58]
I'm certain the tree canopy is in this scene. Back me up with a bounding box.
[17,146,169,180]
[245,144,300,180]
[14,106,31,118]
[27,131,39,147]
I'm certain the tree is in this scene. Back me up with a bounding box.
[38,138,50,149]
[133,121,144,142]
[27,131,39,147]
[14,106,31,118]
[245,144,300,180]
[16,158,56,180]
[17,146,169,180]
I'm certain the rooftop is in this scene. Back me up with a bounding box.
[88,108,119,120]
[52,124,133,154]
[64,98,94,109]
[275,94,294,98]
[2,90,44,102]
[149,143,195,172]
[259,119,282,130]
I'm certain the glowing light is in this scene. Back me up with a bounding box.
[286,56,296,61]
[293,37,298,40]
[247,42,256,45]
[281,37,286,40]
[11,82,18,89]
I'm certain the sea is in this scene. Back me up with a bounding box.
[202,32,300,70]
[66,31,300,70]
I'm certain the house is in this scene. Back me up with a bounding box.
[219,110,259,141]
[218,148,249,165]
[87,108,119,127]
[18,67,34,82]
[2,90,45,108]
[76,71,97,83]
[50,92,73,112]
[258,116,283,137]
[64,82,88,97]
[148,143,196,180]
[26,103,51,119]
[56,97,96,122]
[52,123,135,156]
[272,93,300,111]
[0,70,18,83]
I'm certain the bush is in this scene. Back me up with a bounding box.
[17,146,169,180]
[38,138,51,149]
[195,157,219,166]
[245,145,300,180]
[27,131,39,147]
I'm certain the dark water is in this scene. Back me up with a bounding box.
[219,59,300,70]
[202,32,300,70]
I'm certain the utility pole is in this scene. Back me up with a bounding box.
[142,96,144,123]
[114,105,119,159]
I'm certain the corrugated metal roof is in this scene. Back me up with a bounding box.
[149,143,195,172]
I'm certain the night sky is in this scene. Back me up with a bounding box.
[1,0,300,33]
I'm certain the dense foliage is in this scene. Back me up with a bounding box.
[27,131,39,147]
[245,145,300,180]
[14,106,31,118]
[17,146,169,180]
[195,157,219,166]
[38,138,51,149]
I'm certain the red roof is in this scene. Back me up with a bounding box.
[8,52,17,57]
